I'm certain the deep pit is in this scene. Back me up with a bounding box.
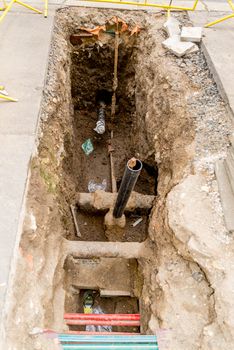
[67,29,157,242]
[62,18,153,331]
[3,7,232,350]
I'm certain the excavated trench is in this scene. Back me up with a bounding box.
[3,7,232,350]
[3,9,195,348]
[67,34,157,243]
[63,21,155,333]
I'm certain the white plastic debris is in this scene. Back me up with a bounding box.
[132,217,143,227]
[88,179,107,192]
[94,120,105,134]
[94,102,106,134]
[86,306,112,333]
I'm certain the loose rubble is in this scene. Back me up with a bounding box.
[162,15,202,57]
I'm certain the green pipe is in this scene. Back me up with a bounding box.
[59,335,157,343]
[62,345,158,350]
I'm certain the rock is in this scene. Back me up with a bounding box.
[29,327,43,336]
[167,174,234,345]
[167,174,222,257]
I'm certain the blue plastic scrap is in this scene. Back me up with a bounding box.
[82,139,94,155]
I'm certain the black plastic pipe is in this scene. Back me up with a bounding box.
[113,158,142,218]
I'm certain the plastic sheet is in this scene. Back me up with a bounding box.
[88,179,107,192]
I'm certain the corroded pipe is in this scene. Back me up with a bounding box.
[76,191,155,212]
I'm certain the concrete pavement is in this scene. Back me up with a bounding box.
[189,10,234,118]
[0,9,55,329]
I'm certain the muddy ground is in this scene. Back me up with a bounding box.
[2,7,233,350]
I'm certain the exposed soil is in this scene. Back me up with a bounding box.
[2,7,232,350]
[75,210,148,242]
[67,36,157,242]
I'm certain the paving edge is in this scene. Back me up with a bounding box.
[0,12,56,348]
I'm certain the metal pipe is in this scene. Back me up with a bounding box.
[94,101,106,134]
[113,158,142,218]
[64,314,140,321]
[76,192,155,212]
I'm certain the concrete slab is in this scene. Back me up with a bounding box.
[181,26,203,42]
[68,257,136,295]
[163,16,181,37]
[186,42,199,53]
[202,0,231,12]
[162,35,195,57]
[0,8,55,331]
[0,135,34,312]
[189,11,234,118]
[215,160,234,233]
[224,156,234,193]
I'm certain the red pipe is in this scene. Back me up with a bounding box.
[64,314,140,321]
[66,331,140,335]
[65,319,140,326]
[42,330,140,336]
